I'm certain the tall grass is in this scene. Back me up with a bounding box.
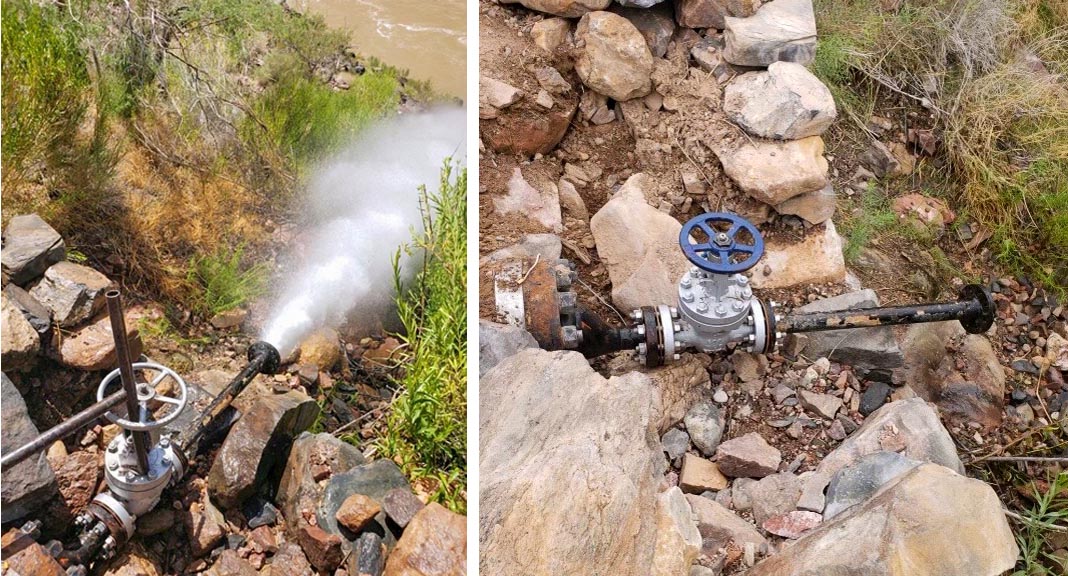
[187,245,268,316]
[1011,472,1068,575]
[379,162,467,514]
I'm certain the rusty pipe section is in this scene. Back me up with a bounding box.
[106,290,151,473]
[0,390,127,472]
[176,341,281,459]
[777,284,995,336]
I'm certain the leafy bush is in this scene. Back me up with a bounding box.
[379,162,467,513]
[187,245,268,316]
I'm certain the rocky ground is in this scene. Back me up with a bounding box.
[1,214,465,575]
[478,0,1067,574]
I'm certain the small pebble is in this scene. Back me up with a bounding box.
[713,389,729,403]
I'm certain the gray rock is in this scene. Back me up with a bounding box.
[617,0,667,6]
[1,373,57,523]
[632,353,711,433]
[724,62,836,140]
[352,532,385,576]
[1,292,39,372]
[816,398,964,480]
[714,136,829,206]
[676,0,761,29]
[685,401,725,456]
[686,493,767,559]
[747,472,803,525]
[276,432,366,536]
[493,167,562,232]
[731,477,757,511]
[480,234,562,266]
[796,470,829,512]
[859,382,891,415]
[824,451,921,519]
[1,214,65,286]
[557,179,589,221]
[4,284,52,335]
[480,76,523,109]
[29,261,111,327]
[574,11,654,101]
[317,460,410,548]
[798,389,842,420]
[481,349,674,575]
[208,389,320,509]
[747,464,1017,576]
[731,350,767,382]
[381,488,425,529]
[501,0,612,18]
[775,184,836,225]
[715,432,781,478]
[479,320,539,377]
[724,0,816,66]
[651,487,703,575]
[610,3,675,58]
[795,290,903,370]
[662,428,691,460]
[859,140,900,178]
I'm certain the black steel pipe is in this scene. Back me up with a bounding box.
[0,390,127,472]
[573,307,642,358]
[106,290,150,473]
[177,341,281,458]
[777,284,995,336]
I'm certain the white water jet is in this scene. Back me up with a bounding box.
[261,107,465,356]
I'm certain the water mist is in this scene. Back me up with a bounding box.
[261,107,466,357]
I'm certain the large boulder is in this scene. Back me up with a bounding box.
[479,320,539,376]
[481,349,676,576]
[815,398,964,480]
[823,451,921,519]
[574,11,654,101]
[1,214,65,286]
[748,221,846,289]
[747,464,1018,576]
[207,388,320,509]
[724,62,836,140]
[723,0,817,67]
[793,290,903,370]
[29,261,111,327]
[715,137,828,205]
[1,373,57,523]
[676,0,761,29]
[276,432,366,536]
[48,310,143,372]
[650,487,702,576]
[501,0,612,17]
[611,353,711,434]
[2,291,40,371]
[384,503,467,576]
[590,174,691,311]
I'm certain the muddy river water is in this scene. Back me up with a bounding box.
[300,0,466,99]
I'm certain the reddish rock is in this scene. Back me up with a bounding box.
[2,537,67,576]
[267,543,315,576]
[298,523,344,573]
[384,503,466,576]
[363,337,403,364]
[206,549,257,576]
[47,450,100,514]
[483,99,578,156]
[50,312,143,371]
[762,510,823,538]
[184,486,228,557]
[382,488,425,529]
[248,525,278,554]
[336,493,382,532]
[715,432,782,478]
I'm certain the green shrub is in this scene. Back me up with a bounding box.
[187,244,268,317]
[379,162,467,514]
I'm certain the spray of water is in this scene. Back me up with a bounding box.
[261,107,466,356]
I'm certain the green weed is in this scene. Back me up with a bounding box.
[1012,472,1068,575]
[378,162,467,514]
[838,183,898,263]
[186,245,268,317]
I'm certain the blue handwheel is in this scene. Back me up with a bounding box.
[679,212,764,274]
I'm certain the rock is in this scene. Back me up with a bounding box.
[574,11,654,101]
[823,451,921,519]
[2,291,39,371]
[353,532,386,576]
[617,0,668,5]
[1048,333,1068,371]
[892,193,955,231]
[493,167,562,231]
[774,184,836,225]
[793,290,903,369]
[1,214,65,286]
[384,502,466,576]
[691,40,728,78]
[748,222,846,289]
[268,543,315,576]
[298,327,342,371]
[638,354,710,433]
[1,373,57,523]
[723,0,817,66]
[208,389,320,509]
[685,494,767,557]
[481,349,666,575]
[336,494,382,533]
[480,234,563,266]
[762,510,822,538]
[317,460,411,548]
[798,390,842,420]
[859,382,891,416]
[815,398,964,480]
[650,487,702,576]
[47,450,99,516]
[532,18,572,52]
[747,464,1017,576]
[680,453,730,492]
[590,174,691,311]
[4,284,52,336]
[715,137,828,205]
[382,488,425,529]
[731,350,766,383]
[50,310,143,371]
[685,401,726,456]
[796,471,829,512]
[483,95,578,155]
[276,432,365,535]
[502,0,612,17]
[298,523,344,572]
[104,544,163,576]
[715,432,781,478]
[205,549,257,576]
[478,321,539,377]
[557,179,589,222]
[28,261,110,327]
[209,308,247,329]
[858,140,900,178]
[662,428,691,461]
[185,484,229,557]
[676,0,761,29]
[747,472,803,525]
[480,76,523,109]
[137,508,176,537]
[610,3,675,58]
[724,62,836,140]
